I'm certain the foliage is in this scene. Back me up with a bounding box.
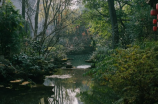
[84,42,158,104]
[0,1,71,81]
[80,1,158,103]
[58,9,93,54]
[80,82,118,104]
[109,44,158,104]
[81,1,112,48]
[24,0,83,57]
[0,1,24,58]
[118,0,154,48]
[89,46,111,62]
[0,62,8,78]
[11,53,55,75]
[48,45,67,59]
[82,0,155,49]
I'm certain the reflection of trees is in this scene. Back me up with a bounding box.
[47,78,76,104]
[48,82,64,104]
[79,83,118,104]
[0,69,90,104]
[46,69,91,104]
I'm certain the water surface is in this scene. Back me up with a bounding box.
[43,68,91,104]
[67,54,91,67]
[0,54,91,104]
[0,68,91,104]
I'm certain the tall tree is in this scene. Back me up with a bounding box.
[34,0,40,37]
[82,0,119,48]
[108,0,119,49]
[22,0,25,19]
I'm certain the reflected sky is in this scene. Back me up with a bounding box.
[43,68,91,104]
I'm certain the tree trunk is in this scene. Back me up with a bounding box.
[108,0,119,49]
[22,0,25,19]
[2,0,5,6]
[34,0,40,38]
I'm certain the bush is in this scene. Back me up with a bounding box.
[85,42,158,104]
[108,44,158,104]
[11,53,55,76]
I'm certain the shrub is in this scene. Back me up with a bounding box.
[108,44,158,104]
[86,42,158,104]
[11,53,55,76]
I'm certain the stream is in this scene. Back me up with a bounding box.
[0,54,92,104]
[43,68,91,104]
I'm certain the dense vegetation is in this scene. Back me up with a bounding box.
[0,0,78,83]
[0,0,92,84]
[79,0,158,104]
[1,0,158,103]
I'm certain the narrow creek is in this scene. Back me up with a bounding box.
[0,54,92,104]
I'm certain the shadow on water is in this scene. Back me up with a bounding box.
[0,84,54,104]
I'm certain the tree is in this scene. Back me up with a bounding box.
[82,0,119,49]
[22,0,82,59]
[79,0,158,103]
[34,0,40,37]
[22,0,25,19]
[0,1,24,58]
[108,0,119,49]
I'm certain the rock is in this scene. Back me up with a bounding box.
[10,79,23,89]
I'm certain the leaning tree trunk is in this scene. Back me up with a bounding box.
[108,0,119,49]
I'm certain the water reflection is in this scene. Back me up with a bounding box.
[0,54,91,104]
[43,69,91,104]
[0,68,90,104]
[0,84,54,104]
[76,65,91,69]
[45,75,72,79]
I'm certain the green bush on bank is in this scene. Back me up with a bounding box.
[11,54,55,74]
[83,41,158,104]
[110,43,158,104]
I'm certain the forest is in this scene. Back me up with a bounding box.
[0,0,158,104]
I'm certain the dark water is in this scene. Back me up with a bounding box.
[0,55,91,104]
